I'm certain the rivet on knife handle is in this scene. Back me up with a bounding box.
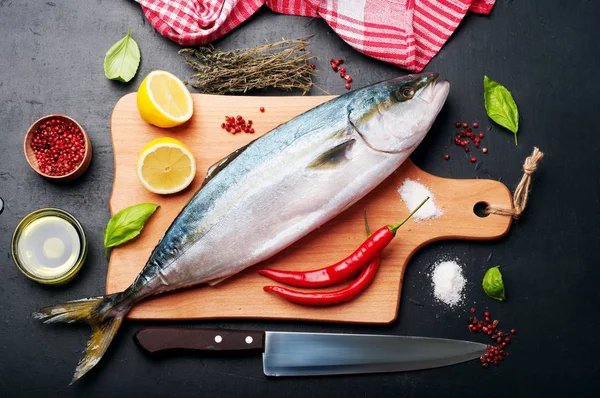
[133,327,265,354]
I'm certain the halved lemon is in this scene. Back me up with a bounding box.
[136,137,196,194]
[137,70,194,128]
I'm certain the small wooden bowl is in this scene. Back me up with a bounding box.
[24,114,92,182]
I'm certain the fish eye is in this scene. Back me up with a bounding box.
[401,86,415,99]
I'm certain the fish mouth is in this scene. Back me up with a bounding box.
[417,73,447,104]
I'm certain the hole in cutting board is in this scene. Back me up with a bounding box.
[473,201,489,218]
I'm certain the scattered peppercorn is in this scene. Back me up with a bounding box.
[30,118,86,176]
[444,154,450,160]
[331,59,342,70]
[446,123,487,163]
[310,63,315,69]
[221,114,257,134]
[510,328,516,335]
[330,57,352,89]
[467,308,516,369]
[260,107,265,113]
[447,121,490,162]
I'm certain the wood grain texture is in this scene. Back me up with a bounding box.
[107,93,512,324]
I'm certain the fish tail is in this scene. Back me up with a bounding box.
[32,293,131,384]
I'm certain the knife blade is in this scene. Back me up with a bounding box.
[134,327,487,376]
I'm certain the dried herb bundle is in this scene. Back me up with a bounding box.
[179,39,315,95]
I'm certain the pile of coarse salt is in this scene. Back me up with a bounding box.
[398,179,442,221]
[430,260,466,307]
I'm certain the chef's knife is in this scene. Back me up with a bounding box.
[134,327,486,376]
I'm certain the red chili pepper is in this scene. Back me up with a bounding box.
[263,256,381,306]
[258,197,429,288]
[263,209,380,306]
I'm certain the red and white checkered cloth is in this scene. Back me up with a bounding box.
[135,0,495,72]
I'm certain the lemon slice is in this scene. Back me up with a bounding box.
[137,70,194,128]
[136,137,196,194]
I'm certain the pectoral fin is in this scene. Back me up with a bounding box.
[308,139,355,169]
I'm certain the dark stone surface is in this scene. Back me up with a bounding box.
[1,1,599,396]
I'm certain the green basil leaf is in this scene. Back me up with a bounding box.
[104,203,159,250]
[482,266,506,301]
[484,76,519,146]
[104,28,141,83]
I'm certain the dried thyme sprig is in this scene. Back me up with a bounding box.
[179,38,316,95]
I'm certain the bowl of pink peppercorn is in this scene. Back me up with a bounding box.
[24,114,92,182]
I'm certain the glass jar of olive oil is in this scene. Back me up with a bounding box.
[11,208,87,284]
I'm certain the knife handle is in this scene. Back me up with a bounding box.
[134,327,265,355]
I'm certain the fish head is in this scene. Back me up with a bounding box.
[349,73,449,153]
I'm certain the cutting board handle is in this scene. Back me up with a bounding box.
[134,327,265,354]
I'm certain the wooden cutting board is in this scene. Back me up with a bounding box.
[107,93,512,324]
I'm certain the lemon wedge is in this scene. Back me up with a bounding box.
[137,70,194,128]
[136,137,196,194]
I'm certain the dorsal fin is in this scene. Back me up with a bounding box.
[200,142,252,188]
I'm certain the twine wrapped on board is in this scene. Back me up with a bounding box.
[486,147,544,219]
